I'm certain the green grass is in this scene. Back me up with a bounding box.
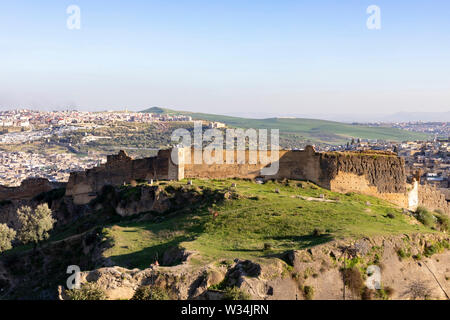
[141,107,430,144]
[102,179,432,269]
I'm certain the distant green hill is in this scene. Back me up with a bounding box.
[141,107,431,145]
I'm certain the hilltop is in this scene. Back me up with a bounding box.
[141,107,430,145]
[2,179,449,300]
[100,179,432,269]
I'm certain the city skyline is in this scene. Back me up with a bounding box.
[1,1,450,115]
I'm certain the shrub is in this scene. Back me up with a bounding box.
[384,286,394,297]
[373,253,381,265]
[423,240,449,257]
[386,213,395,219]
[131,286,170,300]
[376,286,395,300]
[413,253,422,261]
[223,287,250,300]
[435,214,449,232]
[303,286,314,300]
[397,248,411,260]
[342,267,364,296]
[66,282,106,300]
[415,207,435,228]
[361,287,375,300]
[0,224,16,253]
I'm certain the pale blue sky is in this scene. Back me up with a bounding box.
[0,1,449,115]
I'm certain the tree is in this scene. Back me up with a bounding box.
[16,204,56,246]
[0,224,16,253]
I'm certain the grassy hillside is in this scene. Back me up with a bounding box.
[141,107,430,145]
[102,179,431,269]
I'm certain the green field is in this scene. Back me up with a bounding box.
[102,179,432,269]
[141,107,430,145]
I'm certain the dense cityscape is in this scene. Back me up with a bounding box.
[0,109,193,129]
[0,109,217,186]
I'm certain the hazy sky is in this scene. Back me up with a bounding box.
[1,0,449,115]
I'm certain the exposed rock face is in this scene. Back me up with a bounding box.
[0,178,63,201]
[0,194,84,231]
[56,234,450,300]
[0,227,109,299]
[91,184,224,217]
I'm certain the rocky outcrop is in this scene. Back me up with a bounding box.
[0,227,109,300]
[0,193,84,231]
[59,234,450,300]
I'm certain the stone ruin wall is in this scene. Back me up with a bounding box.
[0,178,63,202]
[418,184,450,215]
[65,149,180,205]
[183,147,407,193]
[54,146,448,214]
[322,152,412,208]
[182,146,324,183]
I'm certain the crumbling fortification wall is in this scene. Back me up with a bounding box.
[183,147,408,197]
[61,147,448,213]
[182,147,419,209]
[418,185,450,215]
[183,146,326,183]
[0,178,62,201]
[321,152,410,208]
[65,150,180,205]
[320,152,407,193]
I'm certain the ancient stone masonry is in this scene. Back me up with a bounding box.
[418,185,450,215]
[0,178,62,201]
[65,149,181,205]
[320,152,407,193]
[61,146,424,208]
[181,147,413,208]
[49,146,449,214]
